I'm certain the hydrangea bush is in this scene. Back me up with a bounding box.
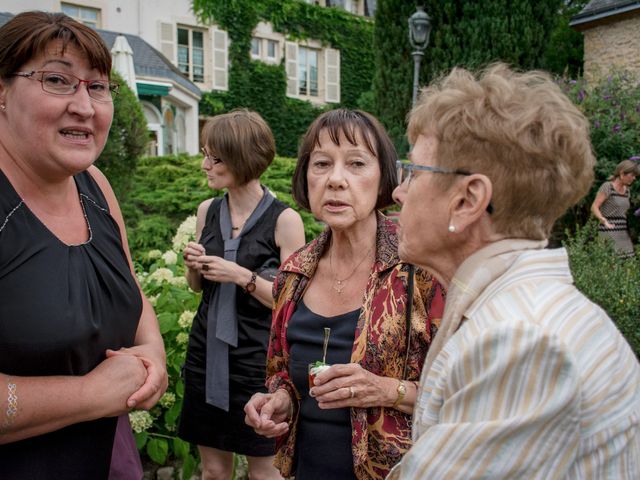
[130,216,201,479]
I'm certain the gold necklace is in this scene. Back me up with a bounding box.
[329,245,374,295]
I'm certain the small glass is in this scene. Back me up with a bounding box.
[308,362,330,388]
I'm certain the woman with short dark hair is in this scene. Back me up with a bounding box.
[0,11,167,479]
[245,109,444,480]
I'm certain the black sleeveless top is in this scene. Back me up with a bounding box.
[0,168,142,479]
[287,301,359,480]
[184,195,288,391]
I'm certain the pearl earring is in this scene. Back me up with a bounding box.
[448,224,456,233]
[0,104,5,111]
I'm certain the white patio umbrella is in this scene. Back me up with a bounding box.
[111,34,137,96]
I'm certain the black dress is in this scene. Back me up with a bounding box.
[287,301,359,480]
[0,169,142,479]
[178,196,286,455]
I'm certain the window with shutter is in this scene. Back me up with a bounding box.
[212,28,228,91]
[285,42,299,97]
[159,21,176,64]
[324,48,340,103]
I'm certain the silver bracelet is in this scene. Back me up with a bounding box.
[1,377,17,432]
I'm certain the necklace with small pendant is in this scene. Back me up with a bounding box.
[329,244,374,295]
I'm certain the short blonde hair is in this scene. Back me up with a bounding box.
[201,109,275,185]
[408,63,595,239]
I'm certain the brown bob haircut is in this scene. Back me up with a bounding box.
[0,11,112,80]
[292,109,398,212]
[201,109,276,185]
[408,63,595,240]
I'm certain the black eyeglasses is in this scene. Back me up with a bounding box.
[201,148,223,165]
[396,160,493,214]
[12,71,119,102]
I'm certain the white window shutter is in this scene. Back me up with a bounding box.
[212,27,228,91]
[285,41,299,98]
[325,47,340,103]
[158,21,176,63]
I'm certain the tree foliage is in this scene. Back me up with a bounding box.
[96,70,148,199]
[373,0,563,156]
[541,0,589,77]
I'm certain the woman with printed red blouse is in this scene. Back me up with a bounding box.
[244,109,444,480]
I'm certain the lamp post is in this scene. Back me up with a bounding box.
[408,6,432,107]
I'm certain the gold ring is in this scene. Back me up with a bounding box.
[349,386,356,399]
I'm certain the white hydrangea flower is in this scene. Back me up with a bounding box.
[172,215,197,253]
[129,410,154,433]
[176,332,189,345]
[148,267,174,283]
[161,250,178,265]
[147,249,162,260]
[178,310,195,329]
[158,392,176,409]
[147,294,159,307]
[169,276,188,287]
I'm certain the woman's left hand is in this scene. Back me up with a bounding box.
[198,255,242,284]
[106,345,168,410]
[310,363,397,409]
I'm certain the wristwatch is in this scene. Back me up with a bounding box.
[392,380,407,408]
[244,271,257,293]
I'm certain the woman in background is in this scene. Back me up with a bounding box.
[591,159,638,258]
[245,109,444,480]
[0,11,166,479]
[178,109,305,480]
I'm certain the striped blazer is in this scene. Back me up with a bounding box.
[393,247,640,479]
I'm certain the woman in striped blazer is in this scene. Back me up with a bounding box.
[390,63,640,479]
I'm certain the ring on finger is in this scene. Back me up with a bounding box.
[202,263,210,271]
[349,386,356,399]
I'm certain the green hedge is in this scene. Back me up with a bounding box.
[564,221,640,357]
[121,154,323,263]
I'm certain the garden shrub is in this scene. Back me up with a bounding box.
[130,219,201,479]
[555,71,640,244]
[564,220,640,357]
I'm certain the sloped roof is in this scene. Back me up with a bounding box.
[98,30,200,98]
[0,12,201,98]
[570,0,640,27]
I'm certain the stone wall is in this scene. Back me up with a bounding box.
[583,14,640,82]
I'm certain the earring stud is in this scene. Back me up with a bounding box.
[448,224,456,233]
[0,104,5,111]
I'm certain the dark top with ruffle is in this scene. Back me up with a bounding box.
[0,169,141,479]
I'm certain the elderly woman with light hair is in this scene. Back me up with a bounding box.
[389,64,640,479]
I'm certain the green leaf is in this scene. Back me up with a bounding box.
[146,438,168,465]
[172,437,190,459]
[134,431,148,450]
[180,454,198,480]
[164,401,182,426]
[157,312,176,334]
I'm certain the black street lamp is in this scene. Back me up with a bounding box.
[408,6,432,107]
